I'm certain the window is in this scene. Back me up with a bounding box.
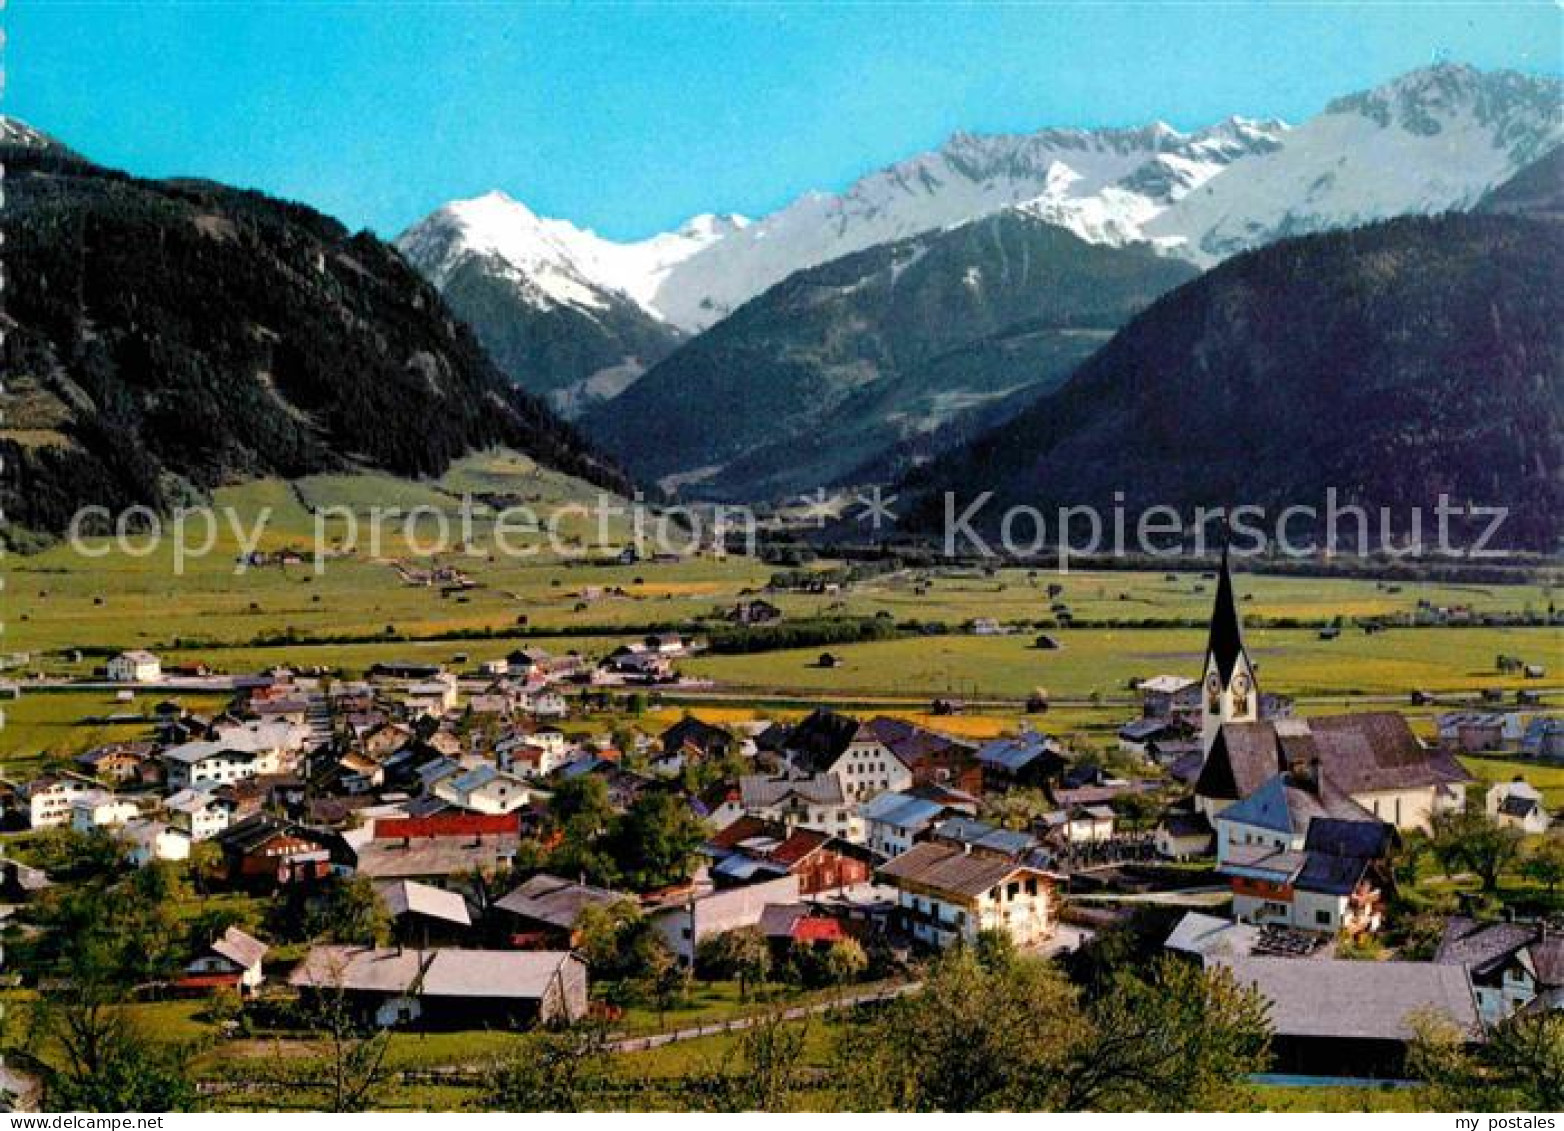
[1315,909,1332,926]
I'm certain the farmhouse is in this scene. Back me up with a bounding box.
[180,926,269,995]
[780,709,913,803]
[494,873,630,948]
[107,650,161,683]
[290,946,587,1028]
[705,815,874,894]
[1219,817,1393,935]
[22,773,98,829]
[973,732,1066,792]
[1211,956,1481,1077]
[646,873,803,963]
[858,787,978,859]
[161,720,311,790]
[878,840,1058,949]
[740,772,857,839]
[1435,917,1564,1025]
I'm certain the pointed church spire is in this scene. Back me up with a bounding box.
[1205,534,1246,684]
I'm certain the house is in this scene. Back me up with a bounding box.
[1435,917,1564,1026]
[179,926,269,995]
[1436,711,1523,753]
[75,742,155,784]
[1522,717,1564,760]
[23,774,97,829]
[1040,804,1116,846]
[705,816,874,895]
[660,715,737,764]
[214,814,349,890]
[1219,817,1393,935]
[973,732,1067,792]
[740,772,857,840]
[163,786,238,841]
[1486,779,1551,834]
[780,709,913,803]
[107,650,161,683]
[691,781,746,830]
[647,873,803,964]
[121,819,191,866]
[1139,675,1201,719]
[858,787,978,859]
[1117,716,1196,756]
[354,813,521,888]
[1212,771,1377,863]
[861,716,981,793]
[431,764,536,815]
[290,946,587,1028]
[161,720,311,790]
[878,840,1058,949]
[69,789,139,832]
[493,873,630,948]
[1211,956,1482,1077]
[381,880,474,947]
[1155,809,1215,860]
[757,902,853,955]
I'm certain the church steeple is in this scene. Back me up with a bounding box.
[1201,538,1259,754]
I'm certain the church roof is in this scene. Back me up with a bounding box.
[1197,714,1472,804]
[1204,544,1249,685]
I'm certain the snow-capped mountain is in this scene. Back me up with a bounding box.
[647,117,1286,329]
[395,193,748,410]
[396,190,746,317]
[1147,64,1563,261]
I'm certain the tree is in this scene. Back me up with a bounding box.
[278,969,395,1112]
[1062,958,1272,1111]
[305,874,388,945]
[818,937,868,1004]
[23,997,199,1113]
[698,927,772,1001]
[1522,835,1564,897]
[609,791,707,892]
[1410,1008,1564,1110]
[687,1011,813,1112]
[483,1020,614,1111]
[1430,808,1524,892]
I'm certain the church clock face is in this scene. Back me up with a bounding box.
[1206,671,1222,709]
[1231,672,1251,715]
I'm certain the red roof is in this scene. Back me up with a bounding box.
[708,816,832,867]
[174,972,242,989]
[374,813,519,840]
[791,917,846,943]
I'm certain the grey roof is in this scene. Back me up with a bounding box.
[210,926,269,970]
[931,816,1037,857]
[1218,773,1377,836]
[1213,957,1481,1042]
[290,946,578,1000]
[380,880,473,927]
[1165,911,1261,959]
[740,772,845,808]
[859,791,948,832]
[1435,917,1544,978]
[493,873,626,929]
[353,834,517,880]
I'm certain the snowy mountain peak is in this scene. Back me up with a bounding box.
[1149,64,1563,262]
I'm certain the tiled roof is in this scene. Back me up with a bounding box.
[493,873,626,929]
[290,946,577,1000]
[878,841,1043,899]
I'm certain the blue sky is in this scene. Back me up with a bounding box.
[9,2,1558,239]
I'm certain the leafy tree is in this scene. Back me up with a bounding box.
[297,874,388,945]
[1430,808,1524,892]
[697,927,773,1001]
[280,980,395,1113]
[818,937,868,1003]
[609,791,707,892]
[1410,1008,1564,1110]
[1522,835,1564,897]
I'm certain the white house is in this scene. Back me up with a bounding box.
[1486,779,1551,834]
[184,926,270,994]
[432,764,536,815]
[163,787,238,841]
[107,650,161,683]
[647,873,802,964]
[740,773,858,840]
[122,819,192,866]
[879,841,1058,949]
[24,774,96,829]
[161,720,309,789]
[69,789,139,832]
[782,709,913,805]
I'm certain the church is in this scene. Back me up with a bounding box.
[1191,548,1470,834]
